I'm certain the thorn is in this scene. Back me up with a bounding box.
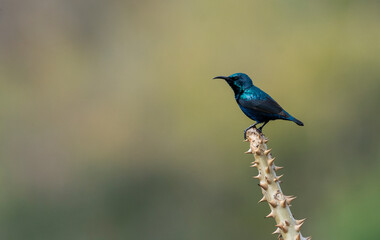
[285,196,297,204]
[296,218,307,225]
[268,200,277,208]
[268,157,276,166]
[306,237,312,240]
[263,138,269,143]
[295,222,304,232]
[264,149,272,155]
[258,196,267,203]
[250,163,258,168]
[265,166,270,173]
[258,139,263,144]
[275,223,288,233]
[243,138,249,142]
[254,149,261,155]
[275,223,284,229]
[253,174,261,179]
[259,181,268,190]
[244,149,252,154]
[272,228,281,235]
[284,220,290,226]
[265,176,272,184]
[280,200,286,208]
[274,166,284,171]
[296,234,301,240]
[250,160,259,165]
[274,174,284,182]
[266,210,275,218]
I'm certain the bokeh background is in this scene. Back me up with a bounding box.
[1,0,379,239]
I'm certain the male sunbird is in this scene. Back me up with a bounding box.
[214,73,303,139]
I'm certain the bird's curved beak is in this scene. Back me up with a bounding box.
[213,76,229,80]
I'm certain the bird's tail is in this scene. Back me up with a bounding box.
[291,117,304,126]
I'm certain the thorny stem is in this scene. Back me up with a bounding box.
[245,128,311,240]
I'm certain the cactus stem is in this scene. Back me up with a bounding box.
[245,128,309,240]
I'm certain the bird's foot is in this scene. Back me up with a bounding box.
[257,121,269,133]
[243,123,259,140]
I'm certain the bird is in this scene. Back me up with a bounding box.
[214,73,303,139]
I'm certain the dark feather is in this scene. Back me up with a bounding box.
[238,97,284,115]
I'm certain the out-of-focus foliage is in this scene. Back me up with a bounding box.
[0,0,379,239]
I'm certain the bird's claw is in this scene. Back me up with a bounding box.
[244,125,257,140]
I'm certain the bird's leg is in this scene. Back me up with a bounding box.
[258,121,269,132]
[244,122,261,139]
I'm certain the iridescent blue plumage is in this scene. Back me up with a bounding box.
[214,73,303,138]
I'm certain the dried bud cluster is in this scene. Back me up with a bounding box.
[244,128,311,240]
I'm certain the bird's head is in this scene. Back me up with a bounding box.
[214,73,253,94]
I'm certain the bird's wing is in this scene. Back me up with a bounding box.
[238,94,286,115]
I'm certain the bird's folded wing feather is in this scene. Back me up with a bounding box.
[238,95,284,115]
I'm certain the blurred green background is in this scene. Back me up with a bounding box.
[0,0,379,239]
